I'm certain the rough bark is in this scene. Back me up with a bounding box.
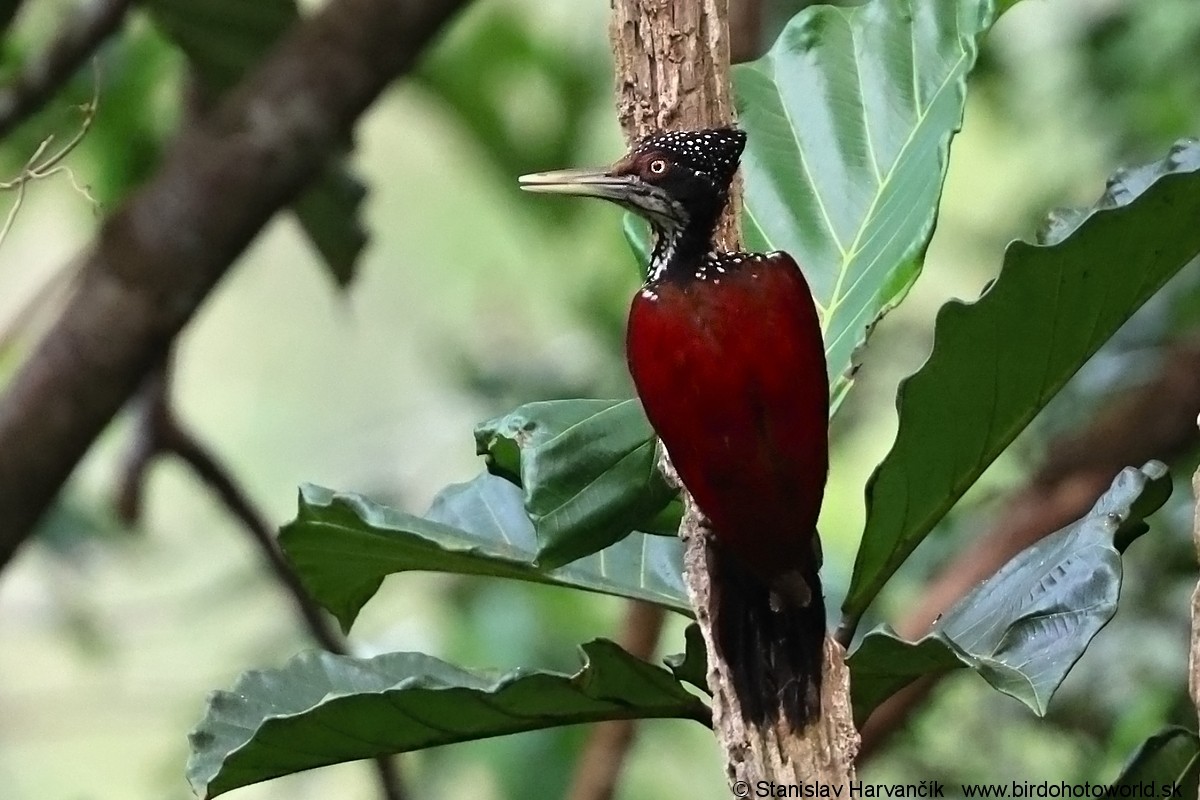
[610,0,858,791]
[0,0,470,571]
[611,0,740,248]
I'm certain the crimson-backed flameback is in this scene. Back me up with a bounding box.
[519,128,829,729]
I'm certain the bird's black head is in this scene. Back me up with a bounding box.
[519,127,746,265]
[612,128,746,232]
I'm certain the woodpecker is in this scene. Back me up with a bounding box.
[519,127,829,729]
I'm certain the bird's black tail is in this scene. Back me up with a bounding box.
[711,543,826,730]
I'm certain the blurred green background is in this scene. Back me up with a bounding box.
[1,0,1198,797]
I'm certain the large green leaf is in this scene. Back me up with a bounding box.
[187,639,709,798]
[847,463,1170,722]
[475,399,677,566]
[736,0,995,406]
[1111,728,1200,796]
[845,140,1200,625]
[143,0,367,285]
[279,473,689,632]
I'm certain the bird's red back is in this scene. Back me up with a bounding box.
[627,250,828,585]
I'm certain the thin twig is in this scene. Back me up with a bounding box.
[116,355,409,800]
[0,0,131,140]
[566,602,666,800]
[0,70,99,249]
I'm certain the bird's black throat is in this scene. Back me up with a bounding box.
[647,209,724,284]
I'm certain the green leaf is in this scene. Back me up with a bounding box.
[279,474,689,632]
[846,140,1200,624]
[846,625,966,725]
[143,0,296,89]
[187,639,709,798]
[736,0,995,407]
[847,463,1171,721]
[290,165,369,288]
[475,399,676,567]
[1111,728,1200,795]
[143,0,368,284]
[640,498,685,536]
[623,213,652,276]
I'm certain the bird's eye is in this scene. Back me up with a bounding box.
[648,159,667,175]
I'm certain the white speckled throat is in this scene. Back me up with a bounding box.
[646,193,734,284]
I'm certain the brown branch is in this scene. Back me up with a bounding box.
[858,337,1200,759]
[610,0,857,790]
[116,358,344,652]
[115,356,409,800]
[728,0,765,64]
[370,757,406,800]
[0,0,131,140]
[566,601,666,800]
[0,0,470,572]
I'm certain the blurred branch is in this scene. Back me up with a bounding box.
[566,601,665,800]
[859,336,1200,759]
[728,0,764,63]
[116,356,344,652]
[0,0,470,572]
[116,354,409,800]
[0,0,131,140]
